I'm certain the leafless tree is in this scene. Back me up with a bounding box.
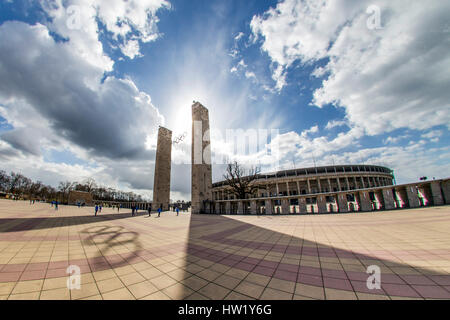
[0,170,10,192]
[223,161,264,200]
[58,181,75,203]
[83,178,97,192]
[28,181,43,198]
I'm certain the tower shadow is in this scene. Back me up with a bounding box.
[178,210,450,300]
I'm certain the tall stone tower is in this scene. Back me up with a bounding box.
[153,126,172,211]
[191,102,213,214]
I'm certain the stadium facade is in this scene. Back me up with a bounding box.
[211,165,450,215]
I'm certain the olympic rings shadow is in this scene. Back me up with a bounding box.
[80,225,144,268]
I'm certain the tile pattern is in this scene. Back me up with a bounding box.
[0,199,450,300]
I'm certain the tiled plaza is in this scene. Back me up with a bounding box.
[0,199,449,300]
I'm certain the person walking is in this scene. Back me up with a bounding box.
[95,205,98,216]
[148,204,152,217]
[157,204,162,218]
[99,204,102,213]
[176,206,179,216]
[55,201,58,211]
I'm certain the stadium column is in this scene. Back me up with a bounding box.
[191,102,213,214]
[358,191,372,212]
[299,197,307,214]
[406,186,420,208]
[281,199,289,214]
[430,181,444,205]
[237,201,244,214]
[442,180,450,204]
[153,126,172,211]
[265,199,273,215]
[250,201,257,215]
[223,202,229,214]
[317,195,327,214]
[337,194,349,213]
[382,188,395,210]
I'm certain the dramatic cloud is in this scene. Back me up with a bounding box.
[41,0,170,61]
[0,21,163,160]
[251,0,450,135]
[0,0,169,198]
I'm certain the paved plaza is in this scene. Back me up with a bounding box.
[0,199,449,300]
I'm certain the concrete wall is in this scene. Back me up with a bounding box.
[213,178,450,215]
[382,189,395,210]
[357,191,372,212]
[265,199,273,215]
[430,181,444,205]
[153,127,172,211]
[442,180,450,204]
[281,199,290,214]
[191,102,213,214]
[317,195,327,214]
[337,194,348,213]
[406,186,420,208]
[68,191,93,206]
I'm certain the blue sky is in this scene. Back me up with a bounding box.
[0,0,449,200]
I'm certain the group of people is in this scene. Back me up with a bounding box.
[51,200,58,210]
[90,203,181,217]
[94,204,103,216]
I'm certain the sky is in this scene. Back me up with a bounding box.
[0,0,449,201]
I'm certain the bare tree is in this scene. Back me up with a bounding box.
[9,172,31,196]
[58,181,75,203]
[223,161,264,200]
[28,181,43,199]
[0,170,10,192]
[83,178,97,193]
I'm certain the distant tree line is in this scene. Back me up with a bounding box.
[0,170,144,204]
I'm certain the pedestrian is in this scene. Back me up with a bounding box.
[157,204,162,217]
[55,201,58,211]
[117,204,120,212]
[148,205,152,217]
[99,204,102,213]
[176,206,179,216]
[95,205,98,216]
[132,205,135,217]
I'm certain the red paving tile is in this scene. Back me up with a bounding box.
[0,200,450,300]
[381,284,421,298]
[0,272,22,282]
[297,274,323,287]
[412,285,450,299]
[20,270,47,281]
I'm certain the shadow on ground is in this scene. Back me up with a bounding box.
[179,212,450,299]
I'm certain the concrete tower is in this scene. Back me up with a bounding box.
[191,102,213,214]
[153,126,172,211]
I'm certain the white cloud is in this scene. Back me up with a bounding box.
[325,120,348,130]
[120,40,142,59]
[245,71,256,80]
[40,0,169,61]
[421,130,442,141]
[251,0,450,136]
[234,32,245,41]
[0,10,164,196]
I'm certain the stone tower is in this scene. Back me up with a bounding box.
[191,102,213,214]
[153,126,172,211]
